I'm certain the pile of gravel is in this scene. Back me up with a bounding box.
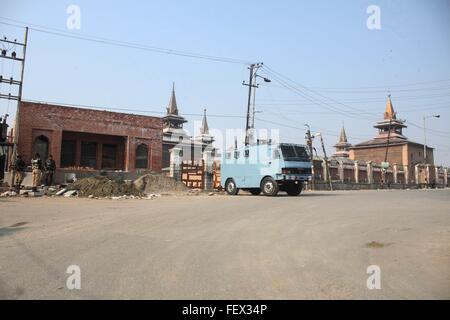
[70,176,142,198]
[133,174,188,194]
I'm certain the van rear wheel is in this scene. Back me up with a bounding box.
[261,177,279,196]
[225,178,239,195]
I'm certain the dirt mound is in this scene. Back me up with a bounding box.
[133,174,188,194]
[70,176,142,197]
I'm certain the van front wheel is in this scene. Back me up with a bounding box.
[225,178,239,195]
[261,177,279,196]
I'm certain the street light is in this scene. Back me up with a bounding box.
[423,114,440,164]
[255,74,271,83]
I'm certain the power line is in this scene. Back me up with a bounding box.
[407,121,450,136]
[263,83,450,94]
[262,65,450,118]
[260,66,377,122]
[23,99,245,119]
[256,102,450,114]
[0,17,252,65]
[260,68,449,139]
[260,66,450,139]
[306,85,450,94]
[255,117,369,141]
[300,79,450,90]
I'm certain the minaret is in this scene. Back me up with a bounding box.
[162,82,187,131]
[195,108,213,145]
[333,125,352,158]
[166,82,179,116]
[200,108,209,135]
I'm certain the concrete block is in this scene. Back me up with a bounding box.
[56,188,68,196]
[64,190,78,197]
[29,191,44,197]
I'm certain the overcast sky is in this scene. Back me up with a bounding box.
[1,0,449,165]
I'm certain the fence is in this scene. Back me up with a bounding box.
[310,158,449,190]
[181,160,205,189]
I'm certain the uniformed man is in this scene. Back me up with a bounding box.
[13,154,26,192]
[31,153,43,192]
[44,154,56,186]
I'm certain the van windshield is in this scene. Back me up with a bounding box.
[280,144,310,161]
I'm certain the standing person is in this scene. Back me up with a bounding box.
[13,154,26,193]
[31,153,43,192]
[44,154,56,186]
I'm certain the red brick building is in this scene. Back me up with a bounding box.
[16,101,163,172]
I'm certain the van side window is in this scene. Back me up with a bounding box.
[234,151,240,159]
[273,149,280,159]
[244,149,249,157]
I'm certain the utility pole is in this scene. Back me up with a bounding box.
[304,124,315,190]
[242,63,262,147]
[382,118,392,186]
[383,119,392,164]
[317,133,333,191]
[0,27,28,188]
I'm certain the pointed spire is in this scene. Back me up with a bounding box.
[200,108,209,135]
[167,82,179,115]
[339,125,348,143]
[333,124,351,158]
[384,93,396,120]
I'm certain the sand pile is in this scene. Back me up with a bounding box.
[70,176,142,197]
[133,174,188,194]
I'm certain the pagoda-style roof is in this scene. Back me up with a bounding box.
[350,94,411,148]
[374,94,407,139]
[375,94,406,129]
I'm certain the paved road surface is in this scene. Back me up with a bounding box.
[1,189,449,299]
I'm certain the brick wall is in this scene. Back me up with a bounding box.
[349,144,404,165]
[17,102,163,172]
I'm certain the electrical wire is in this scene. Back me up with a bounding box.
[260,67,378,121]
[0,18,252,65]
[24,99,245,119]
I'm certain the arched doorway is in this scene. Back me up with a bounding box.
[32,135,49,160]
[135,144,148,169]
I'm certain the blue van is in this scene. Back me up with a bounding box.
[221,143,312,196]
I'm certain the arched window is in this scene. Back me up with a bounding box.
[135,144,148,169]
[32,135,49,160]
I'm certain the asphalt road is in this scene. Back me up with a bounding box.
[1,189,449,299]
